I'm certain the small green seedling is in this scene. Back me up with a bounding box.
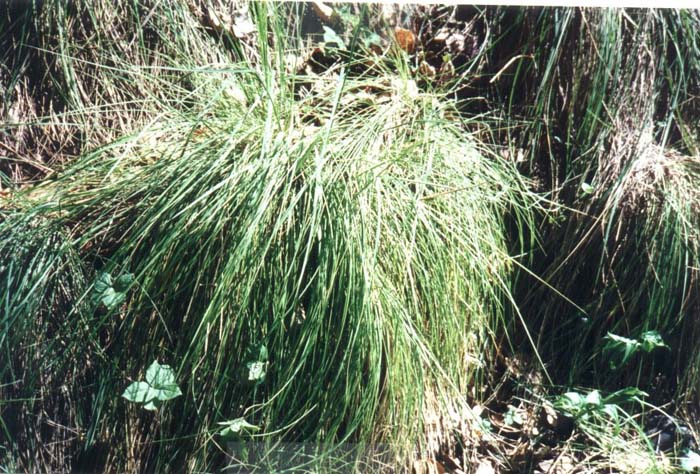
[122,360,182,411]
[91,271,134,311]
[504,406,524,426]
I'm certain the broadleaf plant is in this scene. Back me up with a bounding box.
[91,271,135,311]
[602,330,668,370]
[122,361,182,411]
[554,387,646,424]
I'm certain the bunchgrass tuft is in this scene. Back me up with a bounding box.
[2,7,538,469]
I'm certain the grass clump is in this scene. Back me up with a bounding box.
[1,13,538,470]
[481,7,700,400]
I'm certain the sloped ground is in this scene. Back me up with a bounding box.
[1,3,700,473]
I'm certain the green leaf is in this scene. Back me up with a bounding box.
[101,287,126,311]
[609,386,647,399]
[94,272,112,292]
[555,391,592,418]
[91,271,130,311]
[585,390,602,406]
[504,407,523,426]
[602,387,647,408]
[123,361,182,410]
[581,182,594,194]
[604,331,668,370]
[603,333,641,369]
[91,272,113,306]
[322,26,345,49]
[146,361,177,387]
[602,404,619,421]
[114,273,135,292]
[247,361,267,383]
[681,450,700,471]
[640,330,667,352]
[560,392,583,407]
[145,362,181,401]
[217,418,260,439]
[143,400,160,411]
[152,385,182,401]
[362,32,381,49]
[122,381,152,403]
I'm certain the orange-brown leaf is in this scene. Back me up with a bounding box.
[394,27,416,54]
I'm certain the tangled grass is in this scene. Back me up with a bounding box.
[1,6,538,470]
[2,2,700,472]
[483,7,700,398]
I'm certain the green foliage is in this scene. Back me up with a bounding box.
[217,418,260,440]
[603,331,668,370]
[0,212,91,471]
[555,387,645,424]
[3,2,700,472]
[504,406,523,426]
[91,272,134,312]
[245,345,268,384]
[4,5,538,467]
[500,7,700,404]
[122,361,182,411]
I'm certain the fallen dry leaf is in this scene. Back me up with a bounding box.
[395,27,416,54]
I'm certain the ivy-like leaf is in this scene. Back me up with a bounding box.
[146,361,177,387]
[603,333,641,369]
[152,384,183,401]
[558,392,583,408]
[585,390,602,406]
[604,331,668,370]
[102,287,127,311]
[602,404,619,422]
[123,360,182,411]
[504,406,523,426]
[91,272,113,306]
[91,271,131,311]
[581,182,595,195]
[122,381,152,403]
[143,400,160,411]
